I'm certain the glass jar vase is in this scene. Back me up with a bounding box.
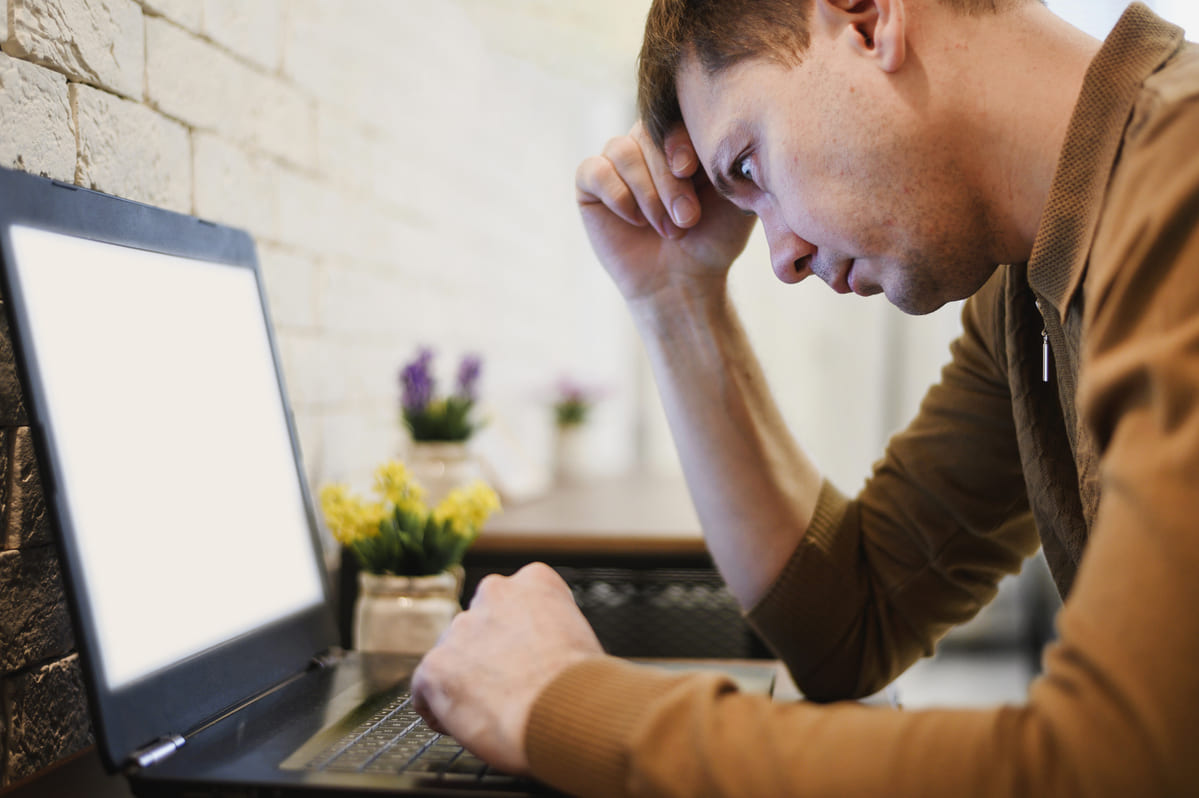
[353,569,462,655]
[406,441,483,504]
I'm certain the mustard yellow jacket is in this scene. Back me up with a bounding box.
[528,5,1199,796]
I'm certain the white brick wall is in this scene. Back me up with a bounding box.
[192,132,275,240]
[71,82,190,212]
[138,0,201,33]
[0,52,74,180]
[201,0,281,72]
[145,16,314,166]
[257,243,319,330]
[315,110,396,207]
[8,0,143,99]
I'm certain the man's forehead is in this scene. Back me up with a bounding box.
[675,58,731,160]
[675,57,754,184]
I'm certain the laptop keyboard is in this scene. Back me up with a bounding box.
[305,690,519,787]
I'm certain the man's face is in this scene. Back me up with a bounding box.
[675,43,1002,315]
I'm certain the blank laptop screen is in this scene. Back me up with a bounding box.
[7,224,325,690]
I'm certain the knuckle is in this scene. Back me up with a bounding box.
[478,572,505,590]
[447,609,472,634]
[517,561,552,582]
[601,135,639,166]
[575,154,607,184]
[631,119,652,145]
[473,573,505,601]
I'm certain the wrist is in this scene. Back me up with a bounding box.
[627,273,733,339]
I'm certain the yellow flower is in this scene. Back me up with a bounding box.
[433,481,501,537]
[372,460,427,516]
[319,484,386,545]
[319,484,360,544]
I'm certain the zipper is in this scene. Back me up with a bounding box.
[1035,298,1049,383]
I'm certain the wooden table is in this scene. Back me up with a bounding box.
[471,471,708,564]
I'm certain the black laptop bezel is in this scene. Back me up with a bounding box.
[0,166,341,773]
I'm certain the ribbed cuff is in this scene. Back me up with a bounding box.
[746,479,864,697]
[525,657,703,798]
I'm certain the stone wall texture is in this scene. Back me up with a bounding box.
[1,323,90,786]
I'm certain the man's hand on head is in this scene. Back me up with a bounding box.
[574,121,756,306]
[410,563,605,775]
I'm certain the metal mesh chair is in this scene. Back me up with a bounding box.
[561,566,768,658]
[457,563,770,659]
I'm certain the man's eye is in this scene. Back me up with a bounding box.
[736,157,754,182]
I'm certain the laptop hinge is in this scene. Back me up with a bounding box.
[125,654,341,772]
[128,734,186,770]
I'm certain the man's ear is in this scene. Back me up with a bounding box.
[816,0,907,73]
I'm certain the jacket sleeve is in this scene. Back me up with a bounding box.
[749,269,1038,700]
[521,84,1199,798]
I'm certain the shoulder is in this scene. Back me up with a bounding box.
[1117,40,1199,173]
[1132,40,1199,126]
[1081,44,1199,445]
[1088,44,1199,317]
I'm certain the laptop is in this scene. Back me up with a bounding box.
[0,165,556,797]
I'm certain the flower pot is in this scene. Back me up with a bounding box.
[353,569,462,655]
[554,424,589,485]
[406,441,482,504]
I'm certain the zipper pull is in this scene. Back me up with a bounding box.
[1041,329,1049,383]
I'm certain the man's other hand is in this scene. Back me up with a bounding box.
[410,562,604,775]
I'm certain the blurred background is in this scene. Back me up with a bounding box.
[218,0,1198,511]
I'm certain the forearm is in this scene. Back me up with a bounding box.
[629,283,822,608]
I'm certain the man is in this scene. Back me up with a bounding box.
[413,0,1199,794]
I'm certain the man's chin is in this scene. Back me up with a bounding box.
[883,286,949,316]
[884,263,1000,315]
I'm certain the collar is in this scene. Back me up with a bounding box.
[1027,2,1184,315]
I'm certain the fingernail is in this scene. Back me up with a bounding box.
[672,195,698,226]
[669,148,694,175]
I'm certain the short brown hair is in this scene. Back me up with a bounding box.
[637,0,813,149]
[636,0,1035,148]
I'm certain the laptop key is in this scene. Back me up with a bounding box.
[447,752,487,775]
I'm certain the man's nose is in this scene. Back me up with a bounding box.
[765,220,816,284]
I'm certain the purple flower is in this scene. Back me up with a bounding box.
[556,376,588,404]
[456,354,482,401]
[400,348,435,412]
[553,376,604,427]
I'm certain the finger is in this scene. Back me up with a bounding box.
[575,153,650,229]
[662,124,699,179]
[599,134,681,239]
[515,561,573,599]
[633,121,701,230]
[410,664,447,734]
[468,572,507,608]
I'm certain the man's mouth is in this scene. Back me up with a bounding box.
[847,261,882,297]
